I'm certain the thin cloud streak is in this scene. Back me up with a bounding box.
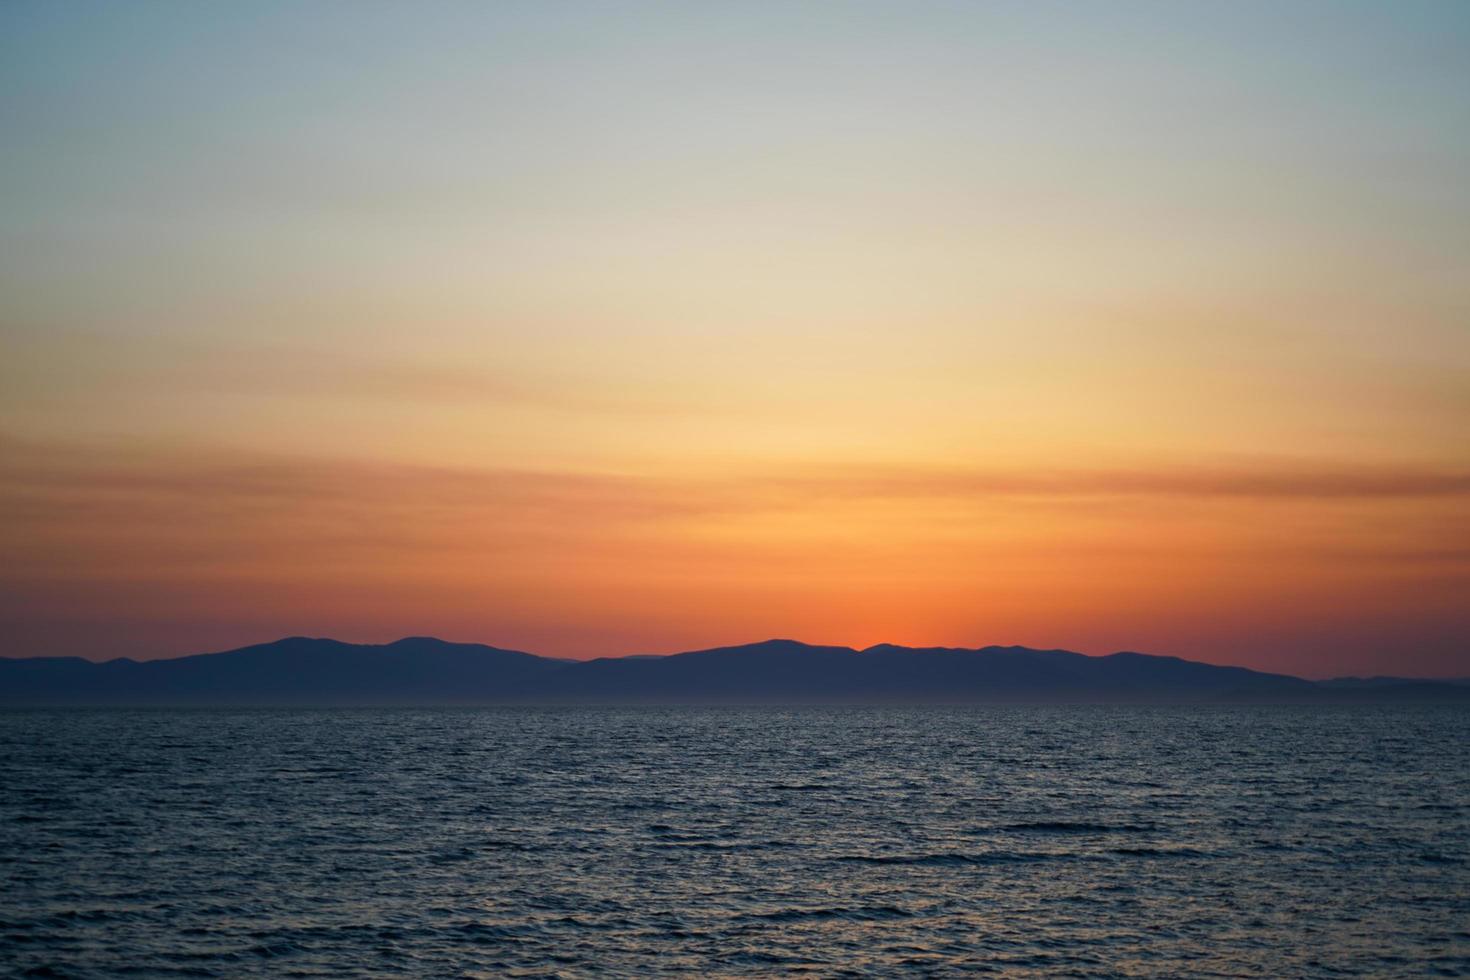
[0,326,723,419]
[5,436,1468,514]
[772,465,1470,502]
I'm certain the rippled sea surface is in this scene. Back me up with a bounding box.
[2,707,1468,978]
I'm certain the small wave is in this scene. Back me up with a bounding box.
[835,851,1063,867]
[1110,846,1213,859]
[748,904,914,923]
[249,941,301,958]
[725,949,827,966]
[428,847,480,864]
[998,820,1152,835]
[455,922,528,941]
[478,839,542,852]
[652,839,794,852]
[50,908,123,925]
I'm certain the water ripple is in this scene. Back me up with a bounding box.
[1,705,1467,977]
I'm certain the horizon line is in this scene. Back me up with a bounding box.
[4,633,1461,683]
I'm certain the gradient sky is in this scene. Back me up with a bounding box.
[2,1,1467,676]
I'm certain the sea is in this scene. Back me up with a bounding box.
[2,706,1467,978]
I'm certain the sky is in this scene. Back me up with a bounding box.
[1,1,1467,676]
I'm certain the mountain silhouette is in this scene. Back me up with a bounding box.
[1,637,1466,705]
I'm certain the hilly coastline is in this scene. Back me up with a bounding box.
[2,637,1466,706]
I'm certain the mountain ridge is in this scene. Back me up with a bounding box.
[3,636,1466,705]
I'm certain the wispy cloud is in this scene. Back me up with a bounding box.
[768,464,1470,502]
[5,435,1468,522]
[4,434,1467,595]
[0,326,721,419]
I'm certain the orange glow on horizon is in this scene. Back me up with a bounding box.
[2,436,1464,677]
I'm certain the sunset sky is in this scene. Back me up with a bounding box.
[2,2,1467,676]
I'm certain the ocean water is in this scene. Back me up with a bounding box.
[2,707,1467,978]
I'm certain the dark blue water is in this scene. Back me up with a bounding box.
[2,707,1468,977]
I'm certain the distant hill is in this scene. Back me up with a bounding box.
[2,637,1467,706]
